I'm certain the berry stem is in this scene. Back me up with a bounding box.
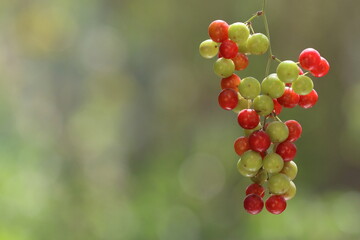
[262,0,273,77]
[245,11,263,23]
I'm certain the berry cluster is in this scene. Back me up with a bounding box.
[199,13,329,215]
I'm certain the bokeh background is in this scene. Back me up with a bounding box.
[0,0,359,239]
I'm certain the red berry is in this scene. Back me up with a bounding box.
[310,57,330,77]
[277,87,300,108]
[276,141,297,161]
[221,74,240,91]
[285,120,302,142]
[208,20,229,43]
[218,89,238,110]
[285,83,291,87]
[265,195,287,214]
[244,194,264,215]
[273,99,282,115]
[249,130,271,153]
[246,183,265,198]
[237,109,260,129]
[219,39,238,59]
[234,136,250,156]
[299,48,321,70]
[298,89,318,109]
[260,151,267,158]
[232,52,249,70]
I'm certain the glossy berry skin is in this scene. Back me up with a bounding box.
[276,141,297,162]
[299,48,321,70]
[234,136,250,156]
[265,195,287,214]
[238,109,260,129]
[208,20,229,43]
[311,57,330,77]
[246,183,265,198]
[298,89,318,109]
[219,39,238,59]
[214,58,235,78]
[244,194,264,215]
[277,87,300,108]
[273,99,282,115]
[218,89,238,110]
[285,120,302,142]
[249,130,271,153]
[232,52,249,70]
[246,33,269,55]
[221,74,240,91]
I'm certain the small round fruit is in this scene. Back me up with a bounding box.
[292,75,314,95]
[276,141,297,161]
[219,39,238,59]
[298,89,318,109]
[237,41,248,54]
[218,88,238,110]
[246,183,265,198]
[234,136,250,156]
[281,161,298,180]
[221,74,240,91]
[261,74,285,98]
[228,22,250,44]
[232,96,249,113]
[285,120,302,142]
[208,20,229,43]
[246,33,269,55]
[277,87,300,108]
[238,150,263,172]
[244,123,262,136]
[199,39,219,59]
[244,194,264,215]
[253,95,274,116]
[249,130,271,153]
[266,195,287,214]
[272,99,282,115]
[214,57,235,78]
[284,181,296,200]
[311,57,330,77]
[263,153,284,174]
[251,168,268,184]
[268,173,290,194]
[238,77,260,99]
[299,48,321,70]
[232,52,249,70]
[238,109,260,129]
[265,121,289,143]
[276,60,300,83]
[237,161,257,177]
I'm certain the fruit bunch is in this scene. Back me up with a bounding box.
[199,11,329,215]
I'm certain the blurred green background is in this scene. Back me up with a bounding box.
[0,0,359,239]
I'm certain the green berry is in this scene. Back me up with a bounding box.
[199,39,219,59]
[228,22,250,44]
[263,153,284,174]
[239,77,261,99]
[276,60,299,83]
[246,33,269,55]
[292,75,314,95]
[253,95,274,116]
[261,73,285,98]
[214,58,235,78]
[266,121,289,143]
[268,173,290,194]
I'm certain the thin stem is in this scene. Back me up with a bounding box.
[262,0,273,77]
[273,56,282,63]
[262,116,268,130]
[245,11,263,23]
[249,24,255,34]
[275,115,282,122]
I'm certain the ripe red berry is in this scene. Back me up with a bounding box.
[232,52,249,70]
[277,87,300,108]
[310,57,330,77]
[272,99,282,115]
[246,183,265,198]
[299,48,321,70]
[285,120,302,142]
[276,141,297,161]
[265,195,287,214]
[244,194,264,215]
[221,74,240,91]
[208,20,229,43]
[298,89,318,109]
[234,136,250,156]
[218,89,238,110]
[249,130,271,152]
[219,39,238,59]
[237,109,260,129]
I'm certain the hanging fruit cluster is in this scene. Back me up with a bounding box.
[199,8,329,215]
